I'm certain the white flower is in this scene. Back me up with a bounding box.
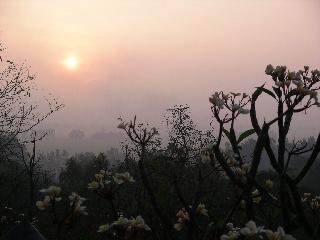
[74,205,88,215]
[196,203,209,216]
[113,172,135,185]
[240,220,260,237]
[36,195,51,210]
[69,192,87,215]
[176,208,190,223]
[129,216,151,231]
[97,224,110,233]
[226,223,234,230]
[112,216,131,228]
[265,226,296,240]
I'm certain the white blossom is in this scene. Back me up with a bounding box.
[113,172,135,184]
[36,195,51,210]
[264,226,296,240]
[240,220,260,237]
[196,203,209,216]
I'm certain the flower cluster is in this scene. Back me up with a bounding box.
[225,154,251,183]
[88,170,135,191]
[98,215,151,234]
[220,220,296,240]
[174,208,190,231]
[196,203,209,216]
[174,203,208,231]
[209,91,250,114]
[36,186,62,210]
[69,192,88,215]
[265,65,320,106]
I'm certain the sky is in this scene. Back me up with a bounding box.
[0,0,319,139]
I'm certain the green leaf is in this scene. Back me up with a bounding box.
[255,86,276,99]
[237,129,256,144]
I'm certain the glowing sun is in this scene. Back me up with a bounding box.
[63,56,78,70]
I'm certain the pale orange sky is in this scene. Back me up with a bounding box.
[0,0,319,137]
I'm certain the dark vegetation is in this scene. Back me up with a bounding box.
[1,44,320,240]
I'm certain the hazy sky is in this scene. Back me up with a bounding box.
[1,0,319,137]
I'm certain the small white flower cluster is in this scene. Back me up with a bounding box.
[196,203,209,216]
[88,170,135,190]
[209,92,250,114]
[174,203,208,231]
[220,220,296,240]
[69,192,88,215]
[265,65,320,106]
[226,156,250,183]
[98,215,151,233]
[113,172,135,185]
[36,186,62,210]
[174,208,190,231]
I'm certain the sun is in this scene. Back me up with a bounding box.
[63,56,78,70]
